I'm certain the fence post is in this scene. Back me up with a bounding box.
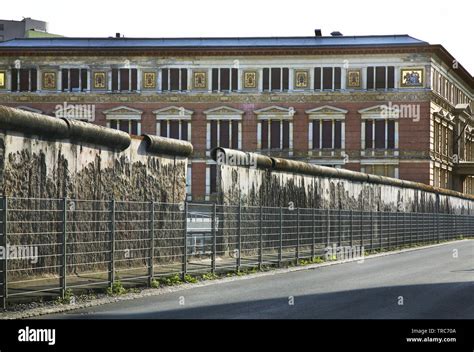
[326,208,330,247]
[379,211,383,251]
[338,208,342,247]
[1,196,7,309]
[296,208,300,265]
[437,212,440,244]
[148,201,155,286]
[370,210,374,251]
[211,204,217,274]
[61,197,67,298]
[395,211,398,249]
[237,203,242,272]
[311,207,315,259]
[350,210,353,247]
[360,210,364,250]
[258,205,263,270]
[109,199,116,287]
[181,202,188,280]
[453,215,456,240]
[279,206,283,267]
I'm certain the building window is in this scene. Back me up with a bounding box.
[260,119,291,149]
[186,165,192,201]
[61,69,88,92]
[307,106,347,156]
[0,71,5,89]
[362,164,398,178]
[367,66,395,90]
[162,68,187,91]
[364,119,396,149]
[111,68,138,92]
[157,120,190,140]
[154,106,193,142]
[207,119,241,150]
[311,120,343,149]
[211,68,238,92]
[254,106,294,152]
[314,67,341,91]
[262,68,289,91]
[359,105,399,156]
[11,68,37,92]
[103,106,143,135]
[206,163,218,199]
[433,165,450,189]
[108,120,140,134]
[433,118,453,160]
[204,106,244,153]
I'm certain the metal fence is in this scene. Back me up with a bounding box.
[1,196,473,309]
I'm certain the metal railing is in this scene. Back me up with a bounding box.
[0,196,473,309]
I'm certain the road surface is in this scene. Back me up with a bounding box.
[41,240,474,319]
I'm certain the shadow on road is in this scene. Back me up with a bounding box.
[43,281,474,320]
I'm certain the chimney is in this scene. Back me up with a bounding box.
[314,29,322,37]
[115,33,121,38]
[331,31,343,36]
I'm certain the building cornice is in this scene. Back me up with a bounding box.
[0,91,433,104]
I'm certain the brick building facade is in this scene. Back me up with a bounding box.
[0,35,472,201]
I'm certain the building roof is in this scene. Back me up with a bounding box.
[0,35,427,48]
[0,34,471,89]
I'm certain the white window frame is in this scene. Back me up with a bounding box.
[103,106,143,135]
[359,105,399,158]
[254,106,294,155]
[153,106,193,141]
[306,106,347,158]
[161,68,187,92]
[204,106,244,156]
[262,67,289,92]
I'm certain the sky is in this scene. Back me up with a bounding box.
[3,0,473,74]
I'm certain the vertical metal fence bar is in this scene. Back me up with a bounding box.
[370,210,374,251]
[211,203,217,274]
[109,199,116,287]
[326,208,330,247]
[388,212,391,250]
[437,211,440,244]
[61,197,67,298]
[311,207,315,259]
[258,205,263,270]
[279,206,283,267]
[395,211,398,249]
[237,203,242,272]
[1,196,8,309]
[338,208,342,247]
[379,211,383,251]
[350,210,353,247]
[360,210,364,250]
[296,208,300,265]
[182,202,188,280]
[148,201,155,286]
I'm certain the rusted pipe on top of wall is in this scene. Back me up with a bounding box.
[0,105,69,138]
[0,105,132,151]
[271,156,474,201]
[62,118,131,150]
[143,134,193,157]
[211,147,273,169]
[211,146,474,202]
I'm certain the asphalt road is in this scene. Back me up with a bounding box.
[41,240,474,319]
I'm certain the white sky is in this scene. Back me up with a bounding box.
[3,0,473,74]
